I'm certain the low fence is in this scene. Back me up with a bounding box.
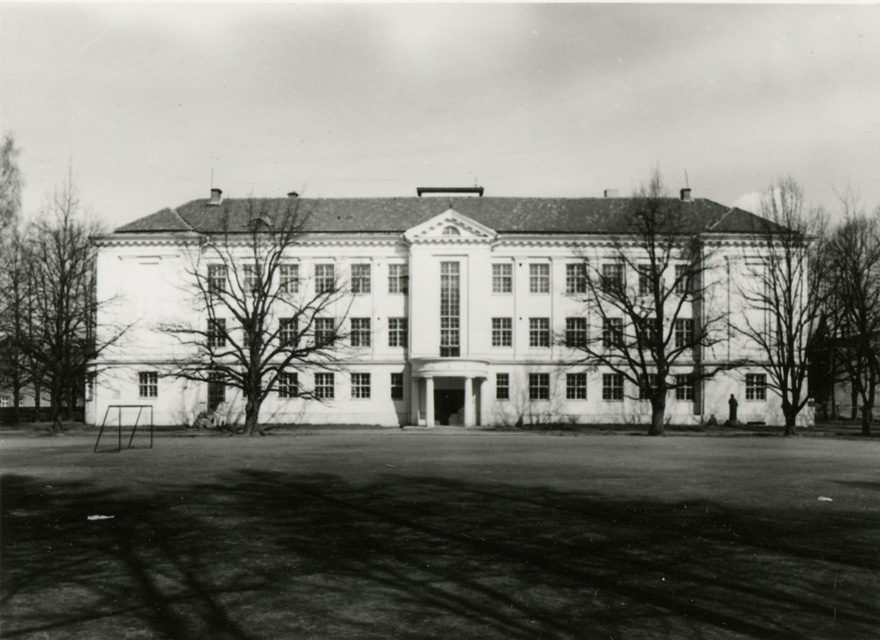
[0,407,85,425]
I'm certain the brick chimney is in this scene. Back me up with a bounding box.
[680,188,692,202]
[604,189,619,198]
[208,188,223,206]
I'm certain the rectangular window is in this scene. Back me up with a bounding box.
[530,264,550,293]
[388,318,408,347]
[492,263,512,293]
[0,398,8,408]
[390,373,404,400]
[138,372,158,398]
[602,263,624,294]
[674,264,688,295]
[529,373,550,400]
[674,318,694,349]
[492,317,512,347]
[279,318,297,346]
[529,318,550,348]
[602,318,624,348]
[675,374,695,401]
[351,264,371,294]
[351,318,371,347]
[746,373,767,401]
[639,374,659,400]
[315,264,335,293]
[278,372,298,398]
[638,317,660,349]
[565,317,587,348]
[566,373,587,400]
[315,318,335,348]
[315,373,335,399]
[440,262,460,357]
[496,373,509,400]
[279,264,299,294]
[208,264,226,295]
[243,264,258,293]
[602,373,624,401]
[638,264,652,296]
[388,264,409,294]
[208,371,225,410]
[566,263,587,294]
[207,318,226,348]
[351,373,371,399]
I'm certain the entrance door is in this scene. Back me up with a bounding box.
[434,389,464,425]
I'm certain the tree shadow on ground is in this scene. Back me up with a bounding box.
[2,470,878,639]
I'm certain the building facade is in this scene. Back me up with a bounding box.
[87,188,810,428]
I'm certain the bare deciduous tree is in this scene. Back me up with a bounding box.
[736,177,827,436]
[162,198,350,436]
[823,194,880,436]
[17,174,124,433]
[566,171,728,436]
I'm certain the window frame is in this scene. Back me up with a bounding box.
[390,373,404,400]
[745,373,767,401]
[602,263,624,294]
[496,373,510,400]
[314,372,335,400]
[388,264,409,294]
[492,263,513,294]
[602,317,624,349]
[279,263,299,294]
[388,317,408,347]
[278,372,298,398]
[315,263,335,294]
[639,373,659,401]
[208,264,227,295]
[529,317,551,348]
[207,318,227,348]
[529,263,551,294]
[529,373,550,401]
[602,373,624,401]
[565,317,588,348]
[351,373,371,399]
[314,317,335,348]
[350,318,372,348]
[565,263,587,295]
[279,317,297,347]
[675,374,695,401]
[351,263,371,295]
[138,372,158,398]
[566,373,587,400]
[491,317,513,347]
[674,318,695,349]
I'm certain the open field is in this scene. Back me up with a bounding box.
[2,431,879,639]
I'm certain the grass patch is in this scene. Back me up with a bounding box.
[2,434,879,639]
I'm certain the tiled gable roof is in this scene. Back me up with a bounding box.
[114,196,774,236]
[115,207,192,232]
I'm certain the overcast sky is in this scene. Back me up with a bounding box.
[2,3,879,229]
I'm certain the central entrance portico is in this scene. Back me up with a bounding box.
[410,358,489,427]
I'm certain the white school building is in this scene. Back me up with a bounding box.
[86,187,808,428]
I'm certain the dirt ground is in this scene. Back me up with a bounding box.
[2,430,878,639]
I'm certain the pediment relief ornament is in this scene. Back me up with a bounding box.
[403,208,498,243]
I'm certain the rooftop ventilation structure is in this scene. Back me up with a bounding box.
[208,188,223,206]
[417,187,484,197]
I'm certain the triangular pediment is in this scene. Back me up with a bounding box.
[403,208,497,243]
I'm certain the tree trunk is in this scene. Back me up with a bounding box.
[11,381,21,425]
[851,383,859,420]
[648,398,666,436]
[243,395,263,436]
[50,389,64,434]
[782,398,798,437]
